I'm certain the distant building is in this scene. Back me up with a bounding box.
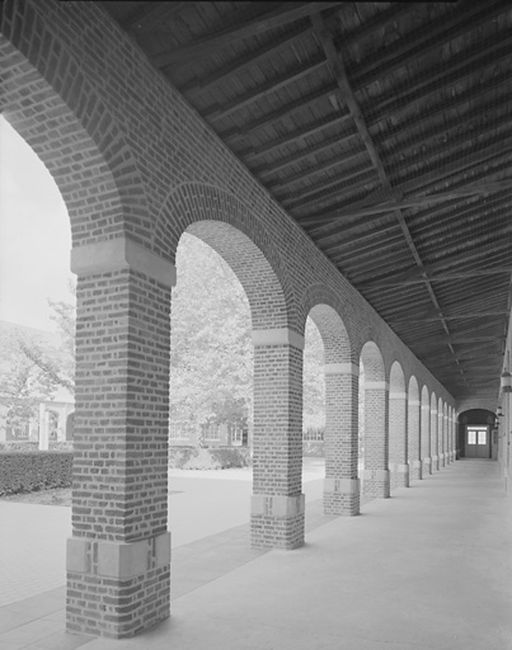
[0,320,74,448]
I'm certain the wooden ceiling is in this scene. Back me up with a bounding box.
[100,1,512,404]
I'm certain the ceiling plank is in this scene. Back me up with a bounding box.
[204,55,328,121]
[273,163,374,201]
[281,172,376,211]
[372,70,511,148]
[243,113,353,162]
[121,2,182,32]
[351,0,508,88]
[253,140,365,178]
[389,311,509,323]
[180,23,311,94]
[312,12,463,376]
[223,82,339,143]
[303,136,512,228]
[358,267,512,289]
[365,31,512,124]
[152,2,342,67]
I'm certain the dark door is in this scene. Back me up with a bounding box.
[465,425,490,458]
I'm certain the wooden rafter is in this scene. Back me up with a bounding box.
[389,311,509,323]
[243,114,353,162]
[358,267,512,290]
[273,163,374,202]
[180,23,311,94]
[312,12,464,377]
[351,0,508,88]
[365,31,512,122]
[281,173,376,212]
[120,2,182,31]
[204,56,328,122]
[254,139,365,178]
[223,83,339,142]
[152,2,342,67]
[372,70,511,147]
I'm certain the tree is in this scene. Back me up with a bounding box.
[169,234,253,436]
[15,278,76,396]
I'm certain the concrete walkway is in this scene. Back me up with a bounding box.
[1,459,511,649]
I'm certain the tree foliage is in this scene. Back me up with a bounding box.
[1,236,326,436]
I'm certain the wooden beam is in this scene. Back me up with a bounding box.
[180,23,311,95]
[389,311,508,323]
[281,172,376,212]
[306,169,512,241]
[371,70,511,147]
[253,140,365,178]
[302,180,511,223]
[180,3,414,95]
[243,113,353,162]
[204,55,328,122]
[152,2,342,67]
[357,267,512,289]
[121,2,181,32]
[313,12,462,364]
[274,165,374,204]
[223,83,339,143]
[365,31,512,124]
[303,136,512,227]
[311,14,388,185]
[352,0,508,88]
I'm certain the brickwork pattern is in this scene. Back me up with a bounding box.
[0,0,458,638]
[421,388,432,476]
[323,371,360,514]
[360,343,389,498]
[251,342,304,548]
[431,396,439,471]
[438,400,445,467]
[408,378,422,481]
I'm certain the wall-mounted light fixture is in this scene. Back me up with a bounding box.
[497,406,504,418]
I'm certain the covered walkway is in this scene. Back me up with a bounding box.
[1,459,510,650]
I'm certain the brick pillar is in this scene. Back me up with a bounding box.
[66,238,174,638]
[448,410,455,462]
[251,328,304,549]
[431,407,439,471]
[444,413,451,464]
[439,407,445,467]
[421,403,432,476]
[452,411,457,461]
[389,390,409,488]
[452,410,457,461]
[408,398,422,480]
[323,363,360,516]
[361,381,390,498]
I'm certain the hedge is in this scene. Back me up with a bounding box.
[0,451,73,496]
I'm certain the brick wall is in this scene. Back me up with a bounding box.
[0,0,457,638]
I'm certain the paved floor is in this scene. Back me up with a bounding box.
[1,459,511,649]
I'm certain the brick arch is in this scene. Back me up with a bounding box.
[389,361,405,393]
[301,285,353,364]
[0,21,150,247]
[409,376,419,402]
[156,183,296,330]
[359,341,389,498]
[389,361,408,488]
[430,391,438,469]
[408,376,421,480]
[360,341,385,382]
[420,385,431,472]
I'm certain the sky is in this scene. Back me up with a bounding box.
[0,115,74,332]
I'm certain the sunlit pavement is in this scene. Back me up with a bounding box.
[2,460,511,650]
[0,457,325,607]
